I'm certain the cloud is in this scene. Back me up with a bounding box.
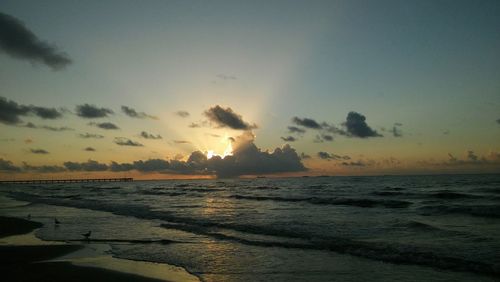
[300,153,311,159]
[76,104,113,118]
[88,122,119,130]
[281,136,296,142]
[429,150,500,168]
[29,106,63,119]
[0,96,64,125]
[0,12,71,70]
[204,105,256,130]
[175,111,190,118]
[64,160,108,171]
[121,106,157,119]
[23,122,73,132]
[140,131,162,140]
[173,140,191,144]
[84,147,96,152]
[343,112,382,138]
[497,119,500,125]
[205,131,305,177]
[317,151,350,161]
[110,159,170,172]
[114,137,143,147]
[314,134,334,143]
[0,158,21,172]
[318,151,340,160]
[292,117,322,129]
[287,126,306,134]
[188,122,201,128]
[3,132,305,177]
[30,148,49,154]
[341,161,366,166]
[109,132,306,177]
[22,163,65,173]
[391,123,403,137]
[78,133,104,139]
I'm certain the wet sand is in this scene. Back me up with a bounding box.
[0,216,197,282]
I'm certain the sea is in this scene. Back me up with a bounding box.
[1,174,499,281]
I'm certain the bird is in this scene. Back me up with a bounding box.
[54,218,61,225]
[82,231,92,240]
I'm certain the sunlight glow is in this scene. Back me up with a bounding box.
[207,142,233,159]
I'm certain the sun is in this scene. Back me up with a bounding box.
[206,139,233,159]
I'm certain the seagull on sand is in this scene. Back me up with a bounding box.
[54,218,61,225]
[82,231,92,240]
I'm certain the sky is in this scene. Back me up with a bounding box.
[0,0,499,179]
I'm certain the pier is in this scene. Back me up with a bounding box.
[0,178,133,184]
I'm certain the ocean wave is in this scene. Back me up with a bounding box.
[159,223,498,276]
[418,204,500,218]
[429,191,482,199]
[227,195,411,208]
[6,191,498,276]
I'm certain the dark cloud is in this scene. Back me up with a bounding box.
[0,12,71,70]
[121,106,157,119]
[204,105,256,130]
[443,151,500,167]
[140,131,162,140]
[317,151,341,160]
[497,119,500,125]
[175,111,190,118]
[109,132,306,177]
[0,96,64,124]
[292,117,322,129]
[114,137,143,147]
[89,122,119,130]
[205,132,305,177]
[287,126,306,134]
[29,106,63,119]
[23,122,73,132]
[84,147,96,152]
[281,136,296,142]
[317,151,350,161]
[76,104,113,118]
[110,159,170,172]
[300,153,311,159]
[22,163,65,173]
[78,133,104,139]
[341,161,366,166]
[0,158,21,172]
[391,123,403,137]
[30,148,49,154]
[2,101,25,123]
[314,134,334,143]
[64,160,108,171]
[343,111,382,138]
[466,150,478,161]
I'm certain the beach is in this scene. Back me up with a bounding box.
[1,175,499,281]
[0,216,199,282]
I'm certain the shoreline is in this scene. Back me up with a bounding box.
[0,216,199,282]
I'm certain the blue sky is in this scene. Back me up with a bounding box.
[1,0,499,178]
